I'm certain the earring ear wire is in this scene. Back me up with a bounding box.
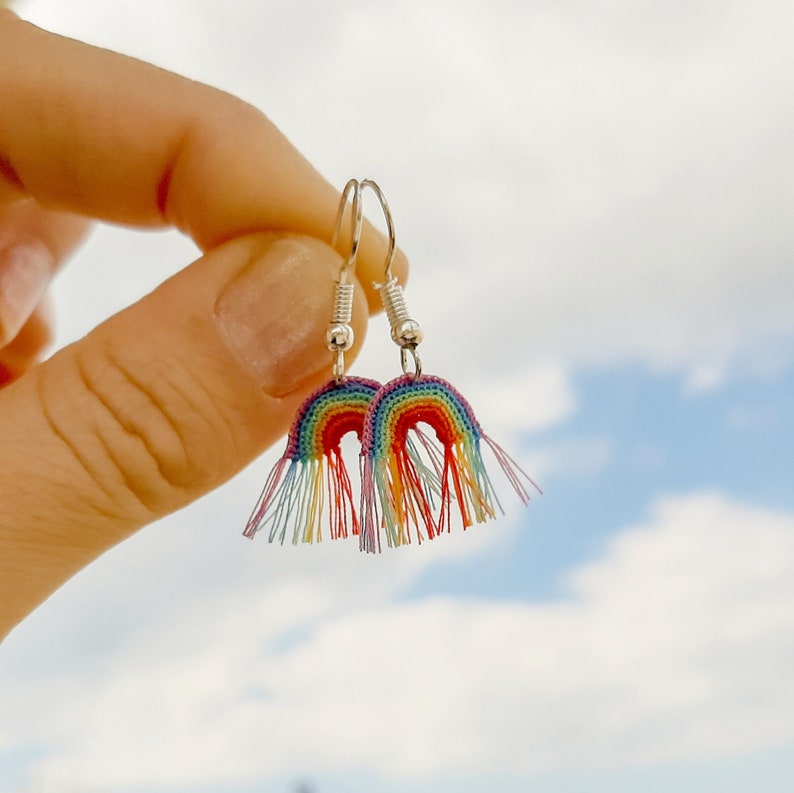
[327,178,364,382]
[357,180,540,552]
[243,179,380,545]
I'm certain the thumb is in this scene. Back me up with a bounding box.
[0,233,366,635]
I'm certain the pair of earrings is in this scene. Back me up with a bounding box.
[244,179,538,553]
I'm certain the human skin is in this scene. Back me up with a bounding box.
[0,9,407,641]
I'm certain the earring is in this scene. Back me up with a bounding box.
[357,179,540,553]
[244,180,380,544]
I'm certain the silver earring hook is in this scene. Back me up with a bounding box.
[360,179,424,378]
[327,179,365,382]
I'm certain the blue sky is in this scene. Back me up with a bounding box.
[409,365,794,604]
[2,1,794,792]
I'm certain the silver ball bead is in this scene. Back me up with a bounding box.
[392,320,424,347]
[326,323,354,351]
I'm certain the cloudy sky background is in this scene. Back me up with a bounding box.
[2,1,794,791]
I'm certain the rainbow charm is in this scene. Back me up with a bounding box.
[360,374,538,553]
[244,376,380,544]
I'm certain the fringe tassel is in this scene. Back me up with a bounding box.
[243,451,360,544]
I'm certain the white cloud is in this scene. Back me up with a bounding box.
[682,363,728,396]
[3,491,793,790]
[466,362,576,436]
[19,0,794,391]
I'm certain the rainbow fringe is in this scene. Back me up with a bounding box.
[360,374,539,553]
[244,377,380,544]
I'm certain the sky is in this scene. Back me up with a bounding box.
[1,1,794,792]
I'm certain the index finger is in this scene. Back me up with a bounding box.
[0,11,405,304]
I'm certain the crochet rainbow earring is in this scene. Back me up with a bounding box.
[244,180,380,544]
[244,177,538,551]
[357,179,540,553]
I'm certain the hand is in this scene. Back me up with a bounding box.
[0,10,405,640]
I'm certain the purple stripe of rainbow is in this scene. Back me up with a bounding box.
[285,376,381,460]
[361,374,483,459]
